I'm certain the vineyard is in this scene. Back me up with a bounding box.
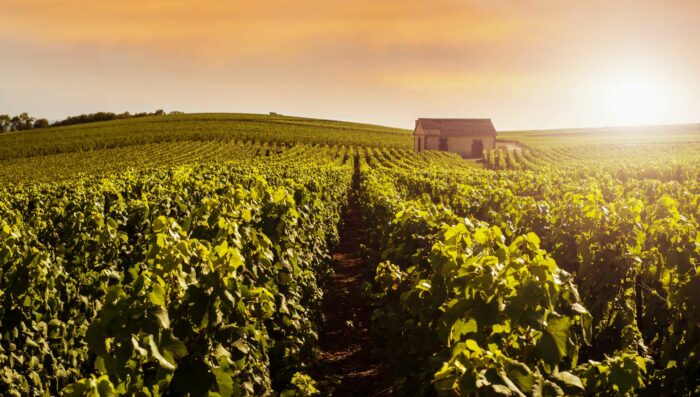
[1,115,699,396]
[0,113,410,163]
[359,144,700,395]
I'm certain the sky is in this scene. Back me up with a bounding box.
[1,0,700,130]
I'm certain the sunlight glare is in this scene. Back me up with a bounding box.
[600,68,673,126]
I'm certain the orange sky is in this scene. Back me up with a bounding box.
[1,0,699,130]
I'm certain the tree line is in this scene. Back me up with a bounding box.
[0,109,183,133]
[0,113,49,132]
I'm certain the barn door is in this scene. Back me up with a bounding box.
[439,136,449,151]
[471,139,484,157]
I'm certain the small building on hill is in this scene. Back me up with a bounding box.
[413,118,497,158]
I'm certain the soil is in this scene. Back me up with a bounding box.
[315,163,394,396]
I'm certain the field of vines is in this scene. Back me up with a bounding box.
[359,142,700,396]
[0,113,410,163]
[1,115,699,396]
[0,145,355,395]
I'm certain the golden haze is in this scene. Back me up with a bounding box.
[1,0,699,129]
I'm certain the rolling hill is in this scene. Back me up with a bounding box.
[0,113,411,182]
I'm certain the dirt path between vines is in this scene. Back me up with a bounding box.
[316,164,394,396]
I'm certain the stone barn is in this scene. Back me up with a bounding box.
[413,118,497,158]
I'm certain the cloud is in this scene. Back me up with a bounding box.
[0,1,531,62]
[373,70,530,93]
[1,0,699,129]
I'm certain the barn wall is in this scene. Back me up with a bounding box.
[477,136,496,153]
[415,131,497,157]
[486,136,496,150]
[414,136,422,152]
[413,125,424,152]
[454,136,496,158]
[440,135,496,158]
[447,136,475,157]
[425,136,441,151]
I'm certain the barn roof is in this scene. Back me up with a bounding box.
[415,118,496,136]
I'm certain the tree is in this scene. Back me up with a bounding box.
[48,109,179,128]
[33,118,49,129]
[10,116,21,131]
[0,115,10,133]
[17,112,35,130]
[0,113,50,132]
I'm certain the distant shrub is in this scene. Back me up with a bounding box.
[51,109,170,127]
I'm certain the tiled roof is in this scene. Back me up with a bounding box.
[415,118,496,136]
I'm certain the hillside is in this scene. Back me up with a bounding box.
[501,122,700,148]
[5,113,700,183]
[0,112,411,161]
[0,113,411,182]
[2,113,700,395]
[487,123,700,171]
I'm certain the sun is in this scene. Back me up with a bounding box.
[599,68,673,126]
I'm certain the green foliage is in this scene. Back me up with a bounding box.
[280,372,320,397]
[2,117,700,396]
[358,146,700,395]
[0,112,410,165]
[0,151,351,395]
